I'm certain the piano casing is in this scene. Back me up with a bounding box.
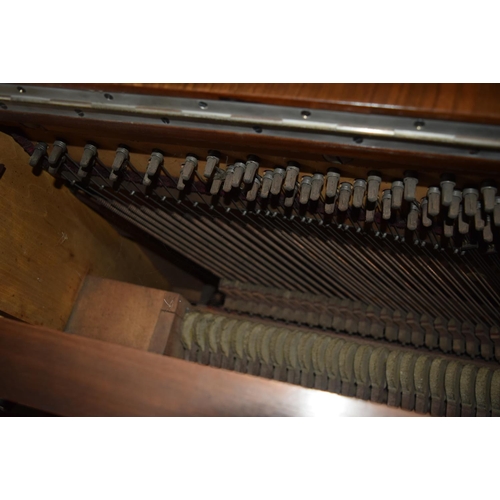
[1,83,500,416]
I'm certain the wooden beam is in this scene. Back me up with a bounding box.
[65,276,186,357]
[0,318,418,416]
[4,109,500,174]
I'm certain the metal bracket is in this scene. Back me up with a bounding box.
[2,84,500,161]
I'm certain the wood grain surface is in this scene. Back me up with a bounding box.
[5,84,500,175]
[0,318,418,417]
[43,83,500,124]
[5,109,500,176]
[0,132,170,329]
[65,276,186,356]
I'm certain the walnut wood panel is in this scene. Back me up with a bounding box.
[65,276,186,356]
[0,132,170,329]
[4,111,500,178]
[41,83,500,125]
[0,318,418,416]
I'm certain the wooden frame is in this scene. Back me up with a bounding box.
[0,318,416,416]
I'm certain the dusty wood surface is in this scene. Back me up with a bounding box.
[0,132,170,329]
[43,83,500,124]
[0,318,419,416]
[65,276,186,355]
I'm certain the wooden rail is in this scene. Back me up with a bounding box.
[0,318,417,416]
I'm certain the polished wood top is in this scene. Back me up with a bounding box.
[0,318,418,417]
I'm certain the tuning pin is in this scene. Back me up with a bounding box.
[260,170,274,198]
[284,163,300,191]
[181,155,198,182]
[481,182,497,213]
[352,179,367,208]
[391,180,404,209]
[365,206,375,223]
[77,144,97,178]
[382,189,392,220]
[271,167,286,195]
[29,142,47,168]
[222,165,235,192]
[246,175,261,201]
[210,168,226,195]
[403,171,418,202]
[440,177,456,207]
[366,174,381,203]
[243,157,259,184]
[324,200,335,214]
[324,172,338,213]
[426,187,440,216]
[443,218,454,238]
[284,185,297,208]
[463,188,479,217]
[484,215,494,242]
[48,140,67,174]
[407,201,419,230]
[144,151,163,186]
[458,205,469,234]
[338,182,352,212]
[203,153,219,178]
[231,161,246,187]
[494,197,500,227]
[325,170,340,198]
[176,177,186,191]
[110,147,129,181]
[299,176,312,204]
[448,190,462,219]
[420,197,432,227]
[309,173,324,202]
[474,201,485,231]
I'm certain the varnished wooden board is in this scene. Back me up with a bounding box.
[0,318,418,416]
[0,132,170,329]
[5,113,500,178]
[41,83,500,124]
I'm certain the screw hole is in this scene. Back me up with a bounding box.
[469,149,480,155]
[161,117,170,124]
[253,125,263,134]
[301,110,311,119]
[0,103,7,109]
[414,120,425,130]
[199,101,208,110]
[17,86,25,94]
[353,136,363,144]
[75,109,85,117]
[104,93,113,100]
